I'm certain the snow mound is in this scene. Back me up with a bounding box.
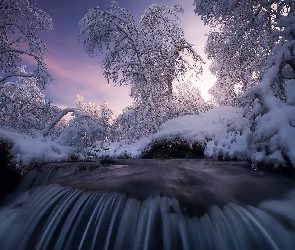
[249,105,295,168]
[155,106,242,145]
[0,128,75,168]
[95,106,249,160]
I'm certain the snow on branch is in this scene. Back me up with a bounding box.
[42,108,89,137]
[0,0,53,88]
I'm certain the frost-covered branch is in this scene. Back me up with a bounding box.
[42,108,88,137]
[0,48,44,60]
[0,79,61,134]
[0,0,53,88]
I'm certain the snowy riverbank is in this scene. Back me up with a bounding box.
[1,106,294,173]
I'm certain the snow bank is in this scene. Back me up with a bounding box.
[1,104,292,170]
[249,105,295,168]
[155,106,243,144]
[88,137,153,159]
[0,128,76,168]
[95,106,249,160]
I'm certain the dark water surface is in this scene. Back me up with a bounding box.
[53,159,295,216]
[0,159,295,249]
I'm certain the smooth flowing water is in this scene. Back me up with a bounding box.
[0,159,295,250]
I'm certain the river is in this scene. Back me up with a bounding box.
[0,159,294,249]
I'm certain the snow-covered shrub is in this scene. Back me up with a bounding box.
[248,106,295,168]
[242,78,295,169]
[154,106,243,146]
[51,96,111,152]
[76,96,113,136]
[57,115,104,151]
[155,105,249,161]
[204,125,250,161]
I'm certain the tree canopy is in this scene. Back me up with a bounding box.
[194,0,281,105]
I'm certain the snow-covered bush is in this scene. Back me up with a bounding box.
[241,74,295,169]
[247,105,295,168]
[57,115,104,151]
[205,122,250,161]
[76,96,113,139]
[52,97,108,151]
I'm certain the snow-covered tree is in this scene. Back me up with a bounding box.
[0,77,60,134]
[109,82,211,143]
[57,115,104,150]
[0,0,53,88]
[76,95,113,137]
[194,0,276,105]
[53,96,111,150]
[110,103,156,142]
[46,116,68,140]
[240,2,295,169]
[174,81,212,116]
[79,2,203,136]
[193,0,295,169]
[99,100,114,138]
[76,95,100,120]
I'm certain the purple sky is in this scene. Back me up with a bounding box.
[35,0,215,114]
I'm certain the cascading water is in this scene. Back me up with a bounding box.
[0,159,295,250]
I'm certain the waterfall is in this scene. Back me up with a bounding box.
[0,161,295,250]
